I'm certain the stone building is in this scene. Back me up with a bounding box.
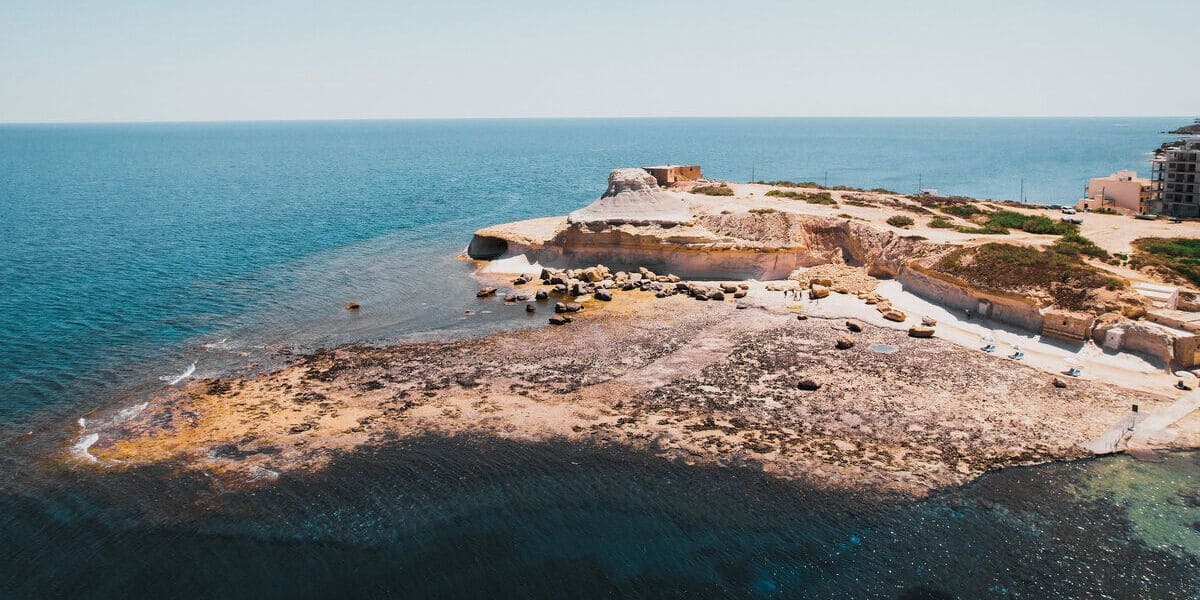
[1078,170,1152,214]
[1150,137,1200,217]
[642,165,702,187]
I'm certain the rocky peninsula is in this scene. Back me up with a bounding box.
[75,168,1200,497]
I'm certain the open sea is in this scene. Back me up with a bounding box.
[1,118,1197,598]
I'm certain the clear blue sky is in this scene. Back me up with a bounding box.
[1,0,1196,123]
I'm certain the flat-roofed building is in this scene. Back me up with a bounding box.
[1078,170,1152,214]
[1150,137,1200,217]
[642,165,702,187]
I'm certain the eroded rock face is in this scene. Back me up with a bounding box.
[567,168,691,226]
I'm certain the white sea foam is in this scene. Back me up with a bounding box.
[71,433,100,463]
[160,362,196,385]
[203,338,230,350]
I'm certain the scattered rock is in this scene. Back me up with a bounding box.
[796,314,808,320]
[796,379,821,391]
[706,289,725,301]
[720,283,739,294]
[883,309,907,322]
[476,287,497,298]
[548,314,570,325]
[503,293,518,303]
[921,316,937,326]
[535,290,549,300]
[288,423,313,434]
[736,303,749,310]
[595,289,613,301]
[525,304,536,313]
[846,319,864,332]
[809,285,830,299]
[908,325,935,338]
[733,289,748,299]
[345,302,360,310]
[1053,377,1068,388]
[836,335,855,349]
[513,276,528,285]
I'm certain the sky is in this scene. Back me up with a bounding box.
[1,0,1197,123]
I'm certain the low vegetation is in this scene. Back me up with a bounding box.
[935,243,1112,310]
[1053,229,1109,259]
[1131,238,1200,286]
[748,207,778,215]
[753,181,898,194]
[692,184,734,196]
[764,189,838,205]
[886,215,915,228]
[843,195,876,207]
[928,216,955,228]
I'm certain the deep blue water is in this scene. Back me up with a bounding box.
[0,117,1181,430]
[1,118,1196,598]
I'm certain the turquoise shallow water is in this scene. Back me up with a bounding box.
[1,118,1196,598]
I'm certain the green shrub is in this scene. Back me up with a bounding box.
[886,215,915,228]
[935,243,1109,310]
[1104,277,1126,291]
[1054,230,1108,258]
[693,184,734,196]
[753,180,822,188]
[939,204,984,218]
[764,189,837,205]
[955,224,1009,235]
[1131,238,1200,285]
[928,216,955,228]
[749,207,777,214]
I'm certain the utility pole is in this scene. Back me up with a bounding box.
[918,174,922,194]
[824,170,828,188]
[751,166,755,183]
[1020,179,1025,203]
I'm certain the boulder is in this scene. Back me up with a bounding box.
[883,309,907,322]
[796,379,821,391]
[706,289,725,301]
[921,316,937,326]
[476,287,497,298]
[907,325,935,338]
[737,283,749,290]
[836,335,855,349]
[513,276,528,285]
[845,319,864,332]
[833,286,850,294]
[1052,377,1068,388]
[535,289,549,300]
[809,285,830,299]
[503,293,518,303]
[733,290,748,299]
[595,289,613,301]
[345,301,361,310]
[548,314,570,326]
[720,283,739,294]
[525,304,537,313]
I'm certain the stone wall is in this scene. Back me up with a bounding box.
[898,265,1045,333]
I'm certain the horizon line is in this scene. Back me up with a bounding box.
[0,115,1194,127]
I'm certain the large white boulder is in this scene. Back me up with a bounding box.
[567,168,691,226]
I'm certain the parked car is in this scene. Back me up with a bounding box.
[1060,207,1076,215]
[1061,215,1084,225]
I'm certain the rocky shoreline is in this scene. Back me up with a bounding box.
[80,280,1176,497]
[69,167,1200,498]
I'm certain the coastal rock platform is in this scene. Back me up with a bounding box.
[82,288,1183,497]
